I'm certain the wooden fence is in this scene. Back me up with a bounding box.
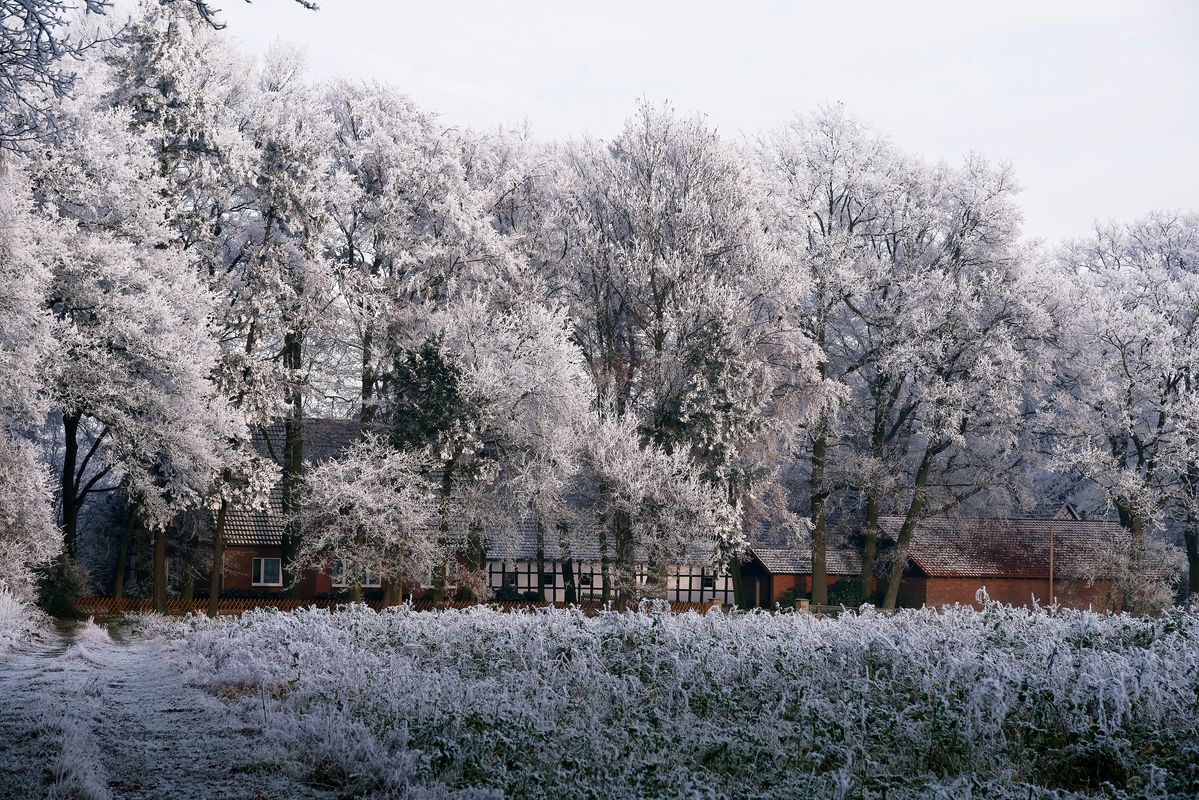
[73,596,722,620]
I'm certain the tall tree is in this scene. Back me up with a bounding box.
[757,107,895,602]
[0,162,59,597]
[1051,211,1199,606]
[25,59,240,609]
[106,4,276,613]
[555,102,818,604]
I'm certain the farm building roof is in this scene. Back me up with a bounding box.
[740,503,861,576]
[875,515,1127,579]
[223,419,361,547]
[748,546,861,577]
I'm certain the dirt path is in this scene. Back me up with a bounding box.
[0,621,331,800]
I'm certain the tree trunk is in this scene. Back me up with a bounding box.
[535,520,546,602]
[562,557,577,605]
[60,411,81,558]
[882,444,937,611]
[729,555,744,609]
[152,526,168,613]
[613,508,634,610]
[1185,513,1199,599]
[465,523,485,581]
[382,580,401,607]
[860,492,881,597]
[599,527,611,604]
[207,500,227,617]
[1124,509,1146,613]
[180,571,194,604]
[432,460,454,604]
[112,505,138,599]
[360,323,376,429]
[809,413,829,606]
[281,328,304,600]
[351,581,362,603]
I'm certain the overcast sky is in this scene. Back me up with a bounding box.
[213,0,1198,243]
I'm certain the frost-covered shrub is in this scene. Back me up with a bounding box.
[0,584,47,650]
[178,602,1199,799]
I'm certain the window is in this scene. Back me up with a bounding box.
[578,573,593,587]
[331,560,382,588]
[541,572,556,587]
[702,575,716,589]
[252,557,282,587]
[503,572,518,589]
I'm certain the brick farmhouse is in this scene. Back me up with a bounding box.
[215,420,1151,611]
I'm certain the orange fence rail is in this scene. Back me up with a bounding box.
[73,596,722,620]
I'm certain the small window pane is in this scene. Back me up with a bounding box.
[541,572,555,586]
[262,558,281,585]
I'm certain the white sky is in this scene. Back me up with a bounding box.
[213,0,1198,243]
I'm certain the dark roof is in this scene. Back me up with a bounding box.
[740,504,860,576]
[250,418,362,466]
[749,546,861,576]
[876,515,1126,579]
[224,485,286,547]
[224,418,361,547]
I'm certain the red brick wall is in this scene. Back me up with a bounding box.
[770,575,799,604]
[223,546,336,595]
[223,546,282,592]
[767,574,851,605]
[906,576,1117,611]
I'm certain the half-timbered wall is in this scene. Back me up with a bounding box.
[486,559,735,605]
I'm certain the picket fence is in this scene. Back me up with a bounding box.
[72,596,722,620]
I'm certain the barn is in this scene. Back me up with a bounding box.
[877,509,1127,610]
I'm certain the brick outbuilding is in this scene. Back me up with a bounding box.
[877,509,1126,610]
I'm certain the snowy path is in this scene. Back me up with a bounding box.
[0,621,331,800]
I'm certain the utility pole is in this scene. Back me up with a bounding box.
[1047,524,1055,608]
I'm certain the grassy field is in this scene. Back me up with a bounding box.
[176,600,1199,799]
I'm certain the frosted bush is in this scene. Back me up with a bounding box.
[0,584,46,651]
[177,601,1199,799]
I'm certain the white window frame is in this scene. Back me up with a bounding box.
[330,559,381,588]
[252,557,282,587]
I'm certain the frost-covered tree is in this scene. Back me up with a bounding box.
[24,63,240,608]
[103,5,280,612]
[555,102,818,602]
[379,295,593,600]
[761,111,1048,610]
[764,122,1045,609]
[294,435,438,602]
[0,0,316,149]
[321,79,512,426]
[0,0,115,148]
[0,162,60,598]
[860,155,1044,610]
[217,44,339,596]
[757,107,895,603]
[1051,212,1199,605]
[0,436,59,597]
[569,414,736,607]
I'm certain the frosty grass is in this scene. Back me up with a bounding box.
[175,600,1199,799]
